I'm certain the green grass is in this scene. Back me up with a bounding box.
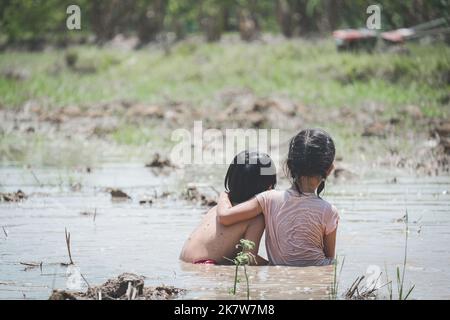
[0,37,449,166]
[111,123,174,147]
[0,38,448,116]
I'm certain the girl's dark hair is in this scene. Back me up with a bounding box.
[285,128,335,196]
[224,151,277,204]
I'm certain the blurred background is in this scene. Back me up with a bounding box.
[1,0,449,47]
[0,0,449,170]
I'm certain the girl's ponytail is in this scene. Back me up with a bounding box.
[317,180,325,197]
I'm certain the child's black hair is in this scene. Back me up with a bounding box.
[224,151,277,204]
[285,128,335,196]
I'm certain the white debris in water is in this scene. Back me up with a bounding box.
[66,265,83,291]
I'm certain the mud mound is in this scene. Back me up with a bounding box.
[1,67,30,81]
[49,273,185,300]
[216,93,303,129]
[0,190,27,202]
[433,121,450,154]
[108,188,131,200]
[183,184,218,207]
[145,153,175,168]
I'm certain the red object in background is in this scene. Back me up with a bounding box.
[333,29,377,42]
[332,29,377,51]
[381,28,415,43]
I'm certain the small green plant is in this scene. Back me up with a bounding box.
[395,210,415,300]
[226,239,256,300]
[384,263,393,300]
[330,255,345,300]
[379,210,415,300]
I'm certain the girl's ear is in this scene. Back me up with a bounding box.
[326,162,335,177]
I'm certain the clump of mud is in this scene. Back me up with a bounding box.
[145,153,175,168]
[433,121,450,155]
[216,92,302,129]
[108,188,131,200]
[333,165,357,181]
[1,67,30,81]
[49,273,185,300]
[184,184,218,207]
[103,185,218,207]
[0,190,27,202]
[126,104,164,118]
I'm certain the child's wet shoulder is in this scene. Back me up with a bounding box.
[257,189,285,202]
[314,197,339,217]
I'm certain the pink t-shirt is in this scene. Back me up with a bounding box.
[256,187,339,267]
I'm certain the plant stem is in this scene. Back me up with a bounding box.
[244,265,250,300]
[384,263,393,300]
[233,264,238,295]
[65,227,74,265]
[400,210,409,300]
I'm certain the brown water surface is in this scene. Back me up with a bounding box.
[0,164,449,299]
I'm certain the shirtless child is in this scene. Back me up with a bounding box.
[180,151,276,265]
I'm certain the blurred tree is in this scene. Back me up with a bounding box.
[237,0,260,41]
[199,0,227,42]
[89,0,136,43]
[0,0,448,47]
[380,0,449,29]
[276,0,293,37]
[0,0,73,48]
[166,0,198,40]
[136,0,167,44]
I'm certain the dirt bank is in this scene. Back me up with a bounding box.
[49,273,185,300]
[0,91,448,175]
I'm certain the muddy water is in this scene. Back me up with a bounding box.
[0,164,449,300]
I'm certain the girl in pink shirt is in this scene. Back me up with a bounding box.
[217,129,339,267]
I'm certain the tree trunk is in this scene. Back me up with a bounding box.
[327,0,340,31]
[90,0,122,43]
[202,15,223,42]
[200,1,224,43]
[137,0,167,45]
[239,9,259,41]
[276,0,293,37]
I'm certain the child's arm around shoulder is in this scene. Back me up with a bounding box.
[216,192,263,226]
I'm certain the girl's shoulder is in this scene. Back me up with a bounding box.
[256,189,285,202]
[315,198,339,220]
[309,196,338,213]
[255,189,287,214]
[317,199,339,234]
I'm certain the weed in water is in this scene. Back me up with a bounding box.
[396,210,415,300]
[343,209,415,300]
[225,239,256,300]
[63,227,74,265]
[330,255,345,300]
[61,228,91,288]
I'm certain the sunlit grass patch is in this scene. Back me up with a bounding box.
[0,39,448,116]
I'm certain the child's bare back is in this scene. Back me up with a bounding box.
[179,205,265,265]
[180,151,276,265]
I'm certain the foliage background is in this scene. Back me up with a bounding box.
[1,0,449,46]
